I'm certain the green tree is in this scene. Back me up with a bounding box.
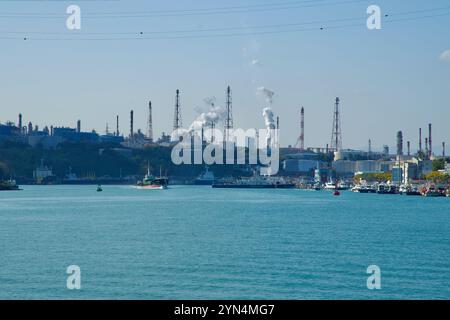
[432,158,446,171]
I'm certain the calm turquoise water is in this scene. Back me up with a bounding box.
[0,185,449,300]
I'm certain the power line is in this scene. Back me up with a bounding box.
[1,4,450,36]
[1,10,449,41]
[0,0,322,15]
[0,0,367,19]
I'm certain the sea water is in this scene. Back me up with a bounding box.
[0,185,449,299]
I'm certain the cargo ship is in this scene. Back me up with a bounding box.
[135,165,168,190]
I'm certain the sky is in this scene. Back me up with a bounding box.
[0,0,449,153]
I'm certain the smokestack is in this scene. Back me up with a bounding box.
[18,114,22,133]
[116,115,120,136]
[397,131,403,156]
[419,128,422,152]
[148,101,153,142]
[50,125,54,136]
[77,120,81,133]
[130,110,134,138]
[276,116,279,130]
[443,142,446,158]
[428,123,432,157]
[425,138,429,158]
[28,122,33,134]
[407,141,411,156]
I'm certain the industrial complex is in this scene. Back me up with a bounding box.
[0,88,448,190]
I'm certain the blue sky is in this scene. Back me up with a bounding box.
[0,0,449,152]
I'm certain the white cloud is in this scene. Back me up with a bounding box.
[439,50,450,62]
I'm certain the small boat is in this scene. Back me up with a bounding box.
[352,184,376,193]
[97,185,103,192]
[336,181,351,190]
[400,185,421,196]
[333,190,340,196]
[324,181,337,190]
[423,187,445,197]
[377,184,398,194]
[0,179,21,191]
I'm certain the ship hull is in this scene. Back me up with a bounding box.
[135,185,167,190]
[194,180,214,186]
[212,184,296,189]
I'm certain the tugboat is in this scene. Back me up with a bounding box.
[0,179,21,191]
[136,164,168,190]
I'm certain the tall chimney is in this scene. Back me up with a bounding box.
[130,110,134,138]
[397,131,403,156]
[428,123,432,157]
[18,114,23,133]
[407,141,410,156]
[276,116,279,130]
[419,128,422,152]
[116,115,120,136]
[425,138,429,158]
[148,101,153,142]
[443,142,446,158]
[77,120,81,133]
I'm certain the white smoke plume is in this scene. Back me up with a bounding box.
[257,87,275,106]
[188,98,226,132]
[262,107,276,131]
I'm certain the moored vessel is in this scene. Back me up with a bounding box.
[212,175,295,189]
[0,179,21,191]
[194,166,215,185]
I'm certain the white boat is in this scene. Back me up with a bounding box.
[324,182,337,190]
